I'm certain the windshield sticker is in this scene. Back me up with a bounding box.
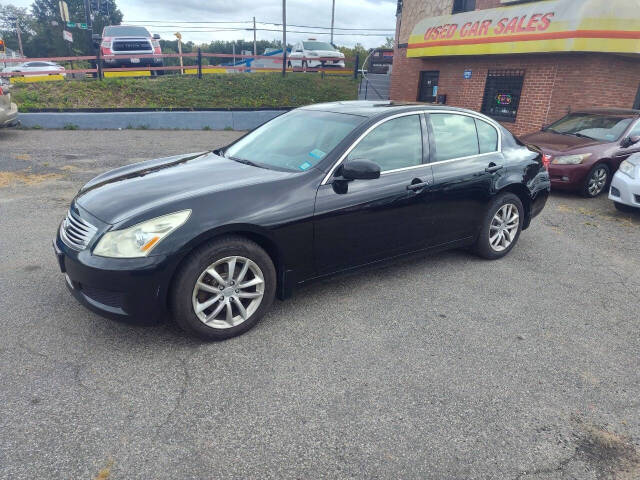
[299,162,312,171]
[309,149,326,159]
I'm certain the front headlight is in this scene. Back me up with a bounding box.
[551,153,592,165]
[93,210,191,258]
[618,160,635,179]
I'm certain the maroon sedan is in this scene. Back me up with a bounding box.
[522,109,640,197]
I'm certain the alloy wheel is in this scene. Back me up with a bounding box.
[489,203,520,252]
[587,167,608,196]
[192,256,265,329]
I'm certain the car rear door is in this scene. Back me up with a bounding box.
[313,113,435,275]
[425,112,504,247]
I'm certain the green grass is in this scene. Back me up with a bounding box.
[11,74,359,112]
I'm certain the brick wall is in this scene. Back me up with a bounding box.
[390,52,640,136]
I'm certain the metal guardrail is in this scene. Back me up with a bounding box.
[0,51,360,80]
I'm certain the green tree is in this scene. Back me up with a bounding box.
[30,0,122,56]
[0,3,37,55]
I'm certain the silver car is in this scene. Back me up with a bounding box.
[0,81,18,127]
[2,61,66,77]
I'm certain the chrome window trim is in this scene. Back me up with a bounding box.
[321,109,502,185]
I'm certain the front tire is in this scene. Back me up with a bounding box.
[170,236,276,340]
[582,163,610,197]
[474,192,524,260]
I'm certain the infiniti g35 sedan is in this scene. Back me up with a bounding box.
[54,101,550,340]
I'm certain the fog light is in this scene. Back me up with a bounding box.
[610,186,621,197]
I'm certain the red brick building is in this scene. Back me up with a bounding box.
[390,0,640,136]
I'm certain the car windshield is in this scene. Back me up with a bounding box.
[303,41,336,51]
[223,110,364,172]
[104,26,150,37]
[545,113,633,142]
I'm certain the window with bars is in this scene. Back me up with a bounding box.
[481,69,525,123]
[452,0,476,14]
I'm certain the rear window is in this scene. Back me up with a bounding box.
[103,26,150,37]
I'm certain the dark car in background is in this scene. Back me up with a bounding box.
[54,102,550,340]
[100,25,163,73]
[521,109,640,197]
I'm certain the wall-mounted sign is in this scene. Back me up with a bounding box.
[463,69,472,79]
[63,30,73,43]
[59,1,69,23]
[495,93,513,105]
[407,0,640,57]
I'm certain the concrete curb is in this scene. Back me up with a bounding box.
[17,110,287,130]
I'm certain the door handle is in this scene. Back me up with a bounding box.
[485,163,504,173]
[407,181,430,191]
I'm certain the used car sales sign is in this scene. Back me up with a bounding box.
[407,0,640,57]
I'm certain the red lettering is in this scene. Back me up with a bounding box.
[504,17,519,34]
[469,21,480,36]
[461,22,472,37]
[479,20,492,36]
[440,25,450,39]
[538,12,554,31]
[424,27,433,40]
[526,14,541,32]
[447,24,458,38]
[433,26,443,39]
[516,16,528,33]
[494,18,508,35]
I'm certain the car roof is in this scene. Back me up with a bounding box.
[300,101,481,119]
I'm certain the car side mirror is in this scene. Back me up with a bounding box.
[153,33,161,40]
[341,160,381,180]
[621,135,640,148]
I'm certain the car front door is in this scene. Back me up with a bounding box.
[313,113,434,275]
[426,112,504,247]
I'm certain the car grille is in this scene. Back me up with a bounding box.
[60,210,97,251]
[113,40,152,52]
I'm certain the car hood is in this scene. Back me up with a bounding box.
[520,131,603,153]
[75,151,294,224]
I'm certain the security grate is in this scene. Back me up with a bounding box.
[481,69,525,123]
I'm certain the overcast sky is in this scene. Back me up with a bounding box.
[8,0,397,48]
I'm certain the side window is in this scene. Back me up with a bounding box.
[475,119,499,153]
[429,114,479,162]
[347,115,423,172]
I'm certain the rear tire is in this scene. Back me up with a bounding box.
[170,236,276,340]
[581,163,610,197]
[473,192,524,260]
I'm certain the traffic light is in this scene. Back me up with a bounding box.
[0,39,5,54]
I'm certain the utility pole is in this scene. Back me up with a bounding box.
[15,18,24,57]
[253,17,257,57]
[82,0,93,51]
[282,0,286,76]
[330,0,335,45]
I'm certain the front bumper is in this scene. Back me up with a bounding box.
[548,163,589,191]
[53,231,179,324]
[609,171,640,209]
[308,60,345,68]
[103,56,163,68]
[0,102,18,127]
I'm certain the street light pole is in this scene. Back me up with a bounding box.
[330,0,335,45]
[282,0,286,77]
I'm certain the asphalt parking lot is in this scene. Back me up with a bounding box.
[1,129,639,480]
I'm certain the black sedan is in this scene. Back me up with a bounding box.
[54,102,550,340]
